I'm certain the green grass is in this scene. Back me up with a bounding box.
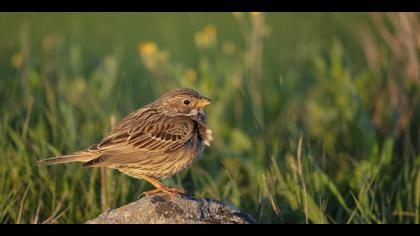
[0,12,419,224]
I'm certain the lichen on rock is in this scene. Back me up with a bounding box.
[86,193,256,224]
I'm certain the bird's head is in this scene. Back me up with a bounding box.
[153,88,211,117]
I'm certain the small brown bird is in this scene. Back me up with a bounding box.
[37,88,213,195]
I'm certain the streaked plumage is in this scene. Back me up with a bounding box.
[37,88,213,195]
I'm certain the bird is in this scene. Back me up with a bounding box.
[37,88,213,196]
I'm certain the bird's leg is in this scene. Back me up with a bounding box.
[140,176,186,197]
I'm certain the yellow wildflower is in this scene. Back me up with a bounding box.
[11,52,23,69]
[138,41,158,56]
[250,12,262,17]
[194,25,217,49]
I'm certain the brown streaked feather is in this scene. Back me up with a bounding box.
[82,110,195,167]
[81,154,112,167]
[36,151,97,166]
[116,136,203,179]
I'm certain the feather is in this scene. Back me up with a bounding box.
[36,151,95,166]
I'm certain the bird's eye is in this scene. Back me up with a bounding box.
[183,99,190,105]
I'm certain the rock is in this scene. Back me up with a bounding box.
[86,193,256,224]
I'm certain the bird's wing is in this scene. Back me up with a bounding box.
[83,108,195,167]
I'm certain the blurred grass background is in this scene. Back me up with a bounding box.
[0,12,419,224]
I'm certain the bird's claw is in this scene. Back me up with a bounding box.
[138,187,186,199]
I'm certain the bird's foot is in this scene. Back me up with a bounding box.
[138,186,186,199]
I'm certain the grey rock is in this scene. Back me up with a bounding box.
[86,193,256,224]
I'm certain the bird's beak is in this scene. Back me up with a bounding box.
[196,96,211,108]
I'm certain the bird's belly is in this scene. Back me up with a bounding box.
[160,148,203,178]
[117,142,205,180]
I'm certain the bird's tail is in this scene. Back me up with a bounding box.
[36,152,94,166]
